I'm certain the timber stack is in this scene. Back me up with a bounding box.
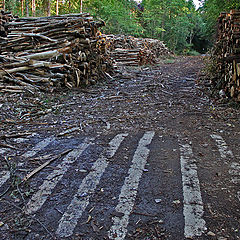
[0,10,15,37]
[0,12,113,93]
[212,10,240,101]
[105,35,172,67]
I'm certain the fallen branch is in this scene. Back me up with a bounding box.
[0,143,18,150]
[0,131,33,140]
[22,149,72,182]
[57,127,80,137]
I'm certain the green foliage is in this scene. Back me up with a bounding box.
[141,0,204,52]
[7,0,237,54]
[84,0,143,36]
[202,0,240,39]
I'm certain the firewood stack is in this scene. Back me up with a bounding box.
[0,10,15,37]
[0,12,113,93]
[212,10,240,100]
[105,35,171,67]
[141,38,172,58]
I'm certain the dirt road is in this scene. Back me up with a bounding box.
[0,56,240,239]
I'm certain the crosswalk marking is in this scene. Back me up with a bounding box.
[1,131,239,238]
[0,149,6,154]
[108,131,155,240]
[24,138,93,215]
[0,138,55,188]
[211,134,240,203]
[0,171,10,188]
[56,133,128,238]
[22,137,56,158]
[229,162,240,176]
[0,149,8,188]
[210,134,234,159]
[179,142,206,238]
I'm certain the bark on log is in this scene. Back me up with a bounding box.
[0,11,113,93]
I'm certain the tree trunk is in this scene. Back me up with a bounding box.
[47,0,51,16]
[2,0,5,11]
[32,0,36,16]
[21,0,24,16]
[68,0,70,12]
[161,20,165,39]
[80,0,83,13]
[26,0,29,17]
[56,0,59,15]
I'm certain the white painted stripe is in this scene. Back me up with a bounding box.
[210,134,234,159]
[232,178,240,184]
[179,143,206,238]
[229,162,240,175]
[0,149,9,187]
[108,131,155,240]
[211,134,240,201]
[0,171,10,188]
[0,138,55,187]
[22,137,56,158]
[56,133,128,238]
[24,138,93,215]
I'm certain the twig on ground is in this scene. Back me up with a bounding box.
[0,143,19,150]
[22,149,72,182]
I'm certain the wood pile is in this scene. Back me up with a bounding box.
[110,49,140,66]
[105,35,172,67]
[0,10,15,37]
[141,38,172,58]
[0,12,113,93]
[212,10,240,100]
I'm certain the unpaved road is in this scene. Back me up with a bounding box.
[0,56,240,240]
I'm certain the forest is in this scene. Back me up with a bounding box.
[2,0,240,54]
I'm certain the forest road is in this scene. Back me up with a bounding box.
[0,56,240,240]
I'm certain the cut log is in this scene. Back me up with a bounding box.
[0,11,113,93]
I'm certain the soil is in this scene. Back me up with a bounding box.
[0,56,240,240]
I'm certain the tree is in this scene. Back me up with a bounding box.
[141,0,202,52]
[84,0,143,36]
[202,0,240,39]
[32,0,36,16]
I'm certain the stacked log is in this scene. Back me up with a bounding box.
[105,35,172,67]
[141,38,172,58]
[212,10,240,101]
[0,10,15,37]
[0,13,113,93]
[110,48,140,66]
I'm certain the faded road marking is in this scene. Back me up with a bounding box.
[179,142,206,238]
[210,134,233,159]
[229,162,240,176]
[230,162,240,185]
[24,138,93,215]
[0,171,10,188]
[56,133,128,238]
[22,137,56,158]
[0,149,9,188]
[108,131,155,240]
[211,134,240,200]
[0,138,55,188]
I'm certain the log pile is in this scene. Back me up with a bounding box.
[212,10,240,100]
[105,35,172,67]
[0,10,15,37]
[141,38,171,58]
[0,13,113,93]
